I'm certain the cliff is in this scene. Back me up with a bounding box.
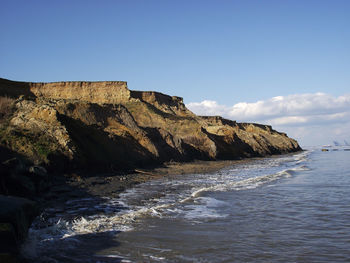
[0,77,302,261]
[0,78,301,172]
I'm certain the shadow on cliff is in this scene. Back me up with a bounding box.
[0,145,39,197]
[143,127,211,162]
[57,114,159,172]
[202,128,257,160]
[0,78,36,99]
[58,113,211,172]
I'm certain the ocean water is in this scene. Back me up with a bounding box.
[22,147,350,262]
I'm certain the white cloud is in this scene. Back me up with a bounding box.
[187,93,350,146]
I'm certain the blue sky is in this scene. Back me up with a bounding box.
[1,0,349,146]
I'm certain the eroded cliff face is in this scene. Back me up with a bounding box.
[0,78,130,104]
[0,78,301,172]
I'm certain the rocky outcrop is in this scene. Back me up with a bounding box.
[0,195,38,262]
[0,156,50,198]
[0,78,301,173]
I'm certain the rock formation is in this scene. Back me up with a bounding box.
[0,77,301,172]
[0,194,39,262]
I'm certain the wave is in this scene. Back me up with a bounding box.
[294,150,311,164]
[65,201,176,237]
[185,164,310,200]
[21,202,174,260]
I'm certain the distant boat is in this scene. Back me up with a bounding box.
[321,149,329,152]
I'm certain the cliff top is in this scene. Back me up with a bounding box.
[0,78,186,108]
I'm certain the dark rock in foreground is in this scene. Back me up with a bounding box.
[0,195,38,262]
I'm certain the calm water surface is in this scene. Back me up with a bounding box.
[23,148,350,262]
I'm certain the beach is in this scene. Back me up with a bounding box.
[20,148,350,262]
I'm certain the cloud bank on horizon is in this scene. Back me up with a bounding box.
[187,93,350,147]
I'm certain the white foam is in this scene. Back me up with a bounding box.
[95,254,132,262]
[143,254,166,261]
[22,202,173,260]
[198,196,229,208]
[187,165,309,198]
[183,203,228,221]
[294,150,311,162]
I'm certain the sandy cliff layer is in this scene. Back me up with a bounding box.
[0,78,301,171]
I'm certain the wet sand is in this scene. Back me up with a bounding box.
[44,160,243,204]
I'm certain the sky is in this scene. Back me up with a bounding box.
[1,0,349,146]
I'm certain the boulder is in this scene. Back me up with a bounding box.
[28,165,47,179]
[0,195,38,260]
[0,158,36,197]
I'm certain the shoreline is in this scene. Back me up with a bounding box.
[44,159,246,204]
[45,152,302,204]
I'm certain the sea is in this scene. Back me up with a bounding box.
[22,147,350,263]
